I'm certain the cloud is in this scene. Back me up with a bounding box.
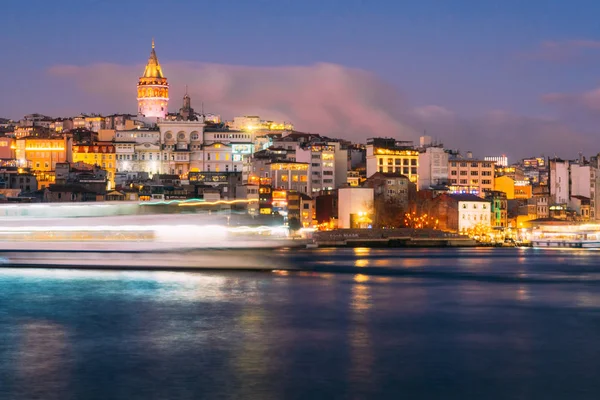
[48,61,593,160]
[49,61,414,142]
[542,86,600,116]
[523,39,600,62]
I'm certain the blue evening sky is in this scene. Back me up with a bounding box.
[1,0,600,129]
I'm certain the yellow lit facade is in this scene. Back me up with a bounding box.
[366,146,419,183]
[494,175,532,200]
[16,138,68,172]
[269,162,309,193]
[73,143,116,189]
[137,39,169,119]
[494,175,515,199]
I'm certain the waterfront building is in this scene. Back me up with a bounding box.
[338,187,374,229]
[485,191,508,228]
[366,138,419,183]
[430,193,491,233]
[137,39,169,121]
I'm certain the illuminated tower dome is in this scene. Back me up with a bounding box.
[137,39,169,120]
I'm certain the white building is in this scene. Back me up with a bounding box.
[570,163,591,198]
[452,194,492,233]
[418,145,448,189]
[295,142,347,193]
[484,155,508,167]
[338,187,374,229]
[549,159,571,204]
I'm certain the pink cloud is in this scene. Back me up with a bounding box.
[49,61,414,143]
[542,86,600,114]
[522,39,600,62]
[48,61,593,160]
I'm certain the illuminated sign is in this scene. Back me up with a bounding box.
[233,154,243,162]
[375,148,419,156]
[189,172,236,183]
[232,144,253,154]
[272,190,287,200]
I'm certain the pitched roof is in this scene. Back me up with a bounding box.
[448,193,490,202]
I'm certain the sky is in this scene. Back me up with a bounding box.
[2,0,600,160]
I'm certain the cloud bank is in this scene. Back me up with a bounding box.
[49,61,592,160]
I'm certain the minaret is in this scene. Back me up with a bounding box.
[178,85,196,120]
[137,39,169,120]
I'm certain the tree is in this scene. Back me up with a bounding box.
[288,217,302,232]
[373,198,405,228]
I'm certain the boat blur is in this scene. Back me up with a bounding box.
[0,202,307,268]
[530,223,600,249]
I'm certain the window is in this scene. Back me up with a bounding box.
[473,204,477,209]
[379,158,383,165]
[451,171,457,175]
[411,159,417,166]
[460,171,467,176]
[471,162,478,168]
[471,171,478,176]
[462,204,467,209]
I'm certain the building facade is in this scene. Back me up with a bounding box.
[447,158,495,196]
[366,138,419,183]
[418,145,449,190]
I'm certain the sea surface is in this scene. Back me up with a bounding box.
[2,248,600,399]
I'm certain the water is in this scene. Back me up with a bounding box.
[2,248,600,399]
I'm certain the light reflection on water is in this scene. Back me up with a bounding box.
[1,249,600,398]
